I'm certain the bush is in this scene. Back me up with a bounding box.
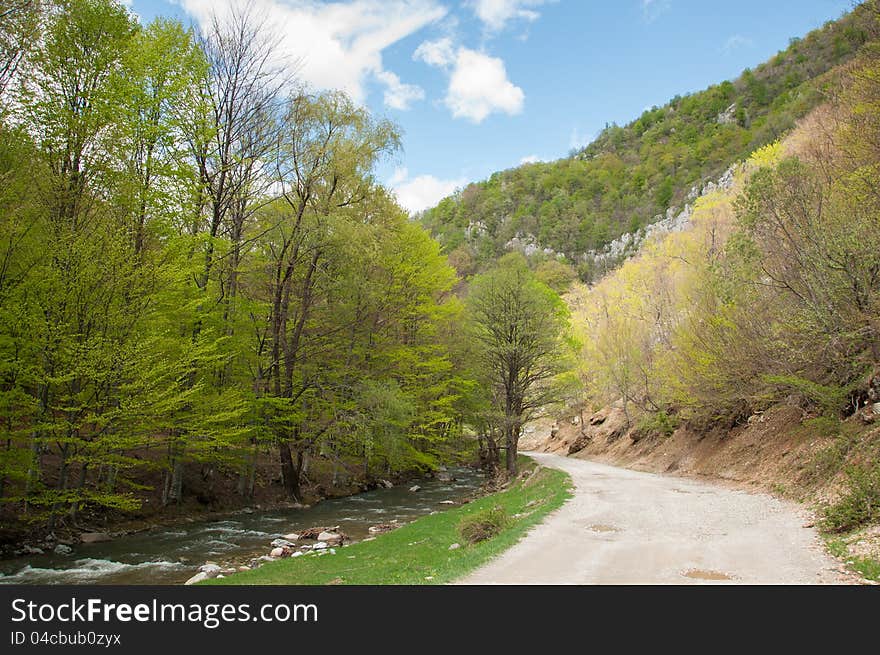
[822,464,880,533]
[633,410,679,441]
[457,505,509,544]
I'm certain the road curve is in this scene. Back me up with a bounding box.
[459,452,846,584]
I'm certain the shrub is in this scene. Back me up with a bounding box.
[457,505,509,544]
[633,410,679,441]
[821,464,880,533]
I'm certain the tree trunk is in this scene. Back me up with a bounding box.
[278,441,301,501]
[69,462,88,521]
[505,419,519,476]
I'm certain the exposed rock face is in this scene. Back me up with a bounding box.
[554,405,631,456]
[716,103,737,125]
[53,544,73,555]
[583,165,737,270]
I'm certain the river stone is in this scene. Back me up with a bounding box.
[53,544,73,555]
[379,479,394,489]
[439,500,456,505]
[271,538,294,548]
[282,533,300,541]
[184,572,209,585]
[291,551,304,558]
[269,547,285,558]
[80,532,111,544]
[317,531,342,543]
[312,541,328,550]
[199,563,222,578]
[409,485,421,492]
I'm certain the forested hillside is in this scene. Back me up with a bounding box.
[0,0,464,532]
[421,3,875,282]
[0,0,572,539]
[565,19,880,537]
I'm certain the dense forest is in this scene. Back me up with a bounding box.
[420,3,876,284]
[0,0,570,536]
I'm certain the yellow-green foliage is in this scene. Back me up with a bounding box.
[573,48,880,424]
[573,181,741,417]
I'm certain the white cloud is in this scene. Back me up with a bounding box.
[375,70,425,110]
[389,167,466,214]
[641,0,670,23]
[519,154,541,164]
[177,0,445,106]
[468,0,552,33]
[415,39,525,123]
[413,37,456,68]
[721,34,754,55]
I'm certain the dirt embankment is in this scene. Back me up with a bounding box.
[521,403,880,580]
[521,401,880,580]
[526,401,880,506]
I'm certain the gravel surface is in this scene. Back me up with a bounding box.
[459,452,849,584]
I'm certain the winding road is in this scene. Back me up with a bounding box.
[460,452,847,584]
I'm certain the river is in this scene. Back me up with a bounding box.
[0,466,483,585]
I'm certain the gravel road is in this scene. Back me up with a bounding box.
[459,452,848,584]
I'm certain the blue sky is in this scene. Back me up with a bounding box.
[128,0,854,212]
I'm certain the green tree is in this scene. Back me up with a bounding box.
[466,254,570,475]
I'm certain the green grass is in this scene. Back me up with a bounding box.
[825,536,880,583]
[204,458,573,585]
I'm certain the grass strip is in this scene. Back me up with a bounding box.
[205,457,572,585]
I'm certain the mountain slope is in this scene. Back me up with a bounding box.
[420,3,875,281]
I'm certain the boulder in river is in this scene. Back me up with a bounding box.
[53,544,73,555]
[20,545,44,555]
[282,533,300,541]
[271,538,295,548]
[198,563,222,578]
[80,532,111,544]
[317,531,343,544]
[409,485,421,492]
[298,526,339,540]
[184,572,209,585]
[379,479,394,489]
[368,523,396,535]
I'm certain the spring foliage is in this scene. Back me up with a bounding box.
[0,0,473,525]
[574,41,880,428]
